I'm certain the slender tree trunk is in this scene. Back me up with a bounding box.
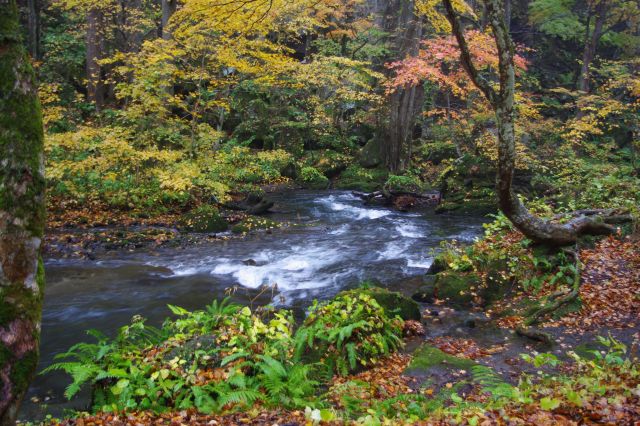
[504,0,511,32]
[0,2,46,424]
[443,0,619,246]
[382,0,424,172]
[577,2,605,94]
[86,7,104,110]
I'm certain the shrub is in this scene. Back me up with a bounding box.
[384,174,423,192]
[43,300,316,413]
[298,166,329,189]
[294,293,404,376]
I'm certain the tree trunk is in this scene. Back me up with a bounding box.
[86,7,104,109]
[382,0,424,172]
[577,2,606,94]
[161,0,177,40]
[0,2,46,424]
[442,0,620,246]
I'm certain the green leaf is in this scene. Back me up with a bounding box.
[540,397,561,410]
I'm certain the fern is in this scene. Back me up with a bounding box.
[471,365,514,399]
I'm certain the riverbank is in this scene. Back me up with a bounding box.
[23,232,640,424]
[21,188,640,425]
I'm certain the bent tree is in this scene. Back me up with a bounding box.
[442,0,624,246]
[0,1,46,424]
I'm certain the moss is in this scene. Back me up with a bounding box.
[298,166,329,189]
[179,205,228,233]
[405,344,475,374]
[10,349,38,396]
[358,137,384,168]
[335,165,388,192]
[384,175,423,193]
[340,287,421,321]
[434,271,481,307]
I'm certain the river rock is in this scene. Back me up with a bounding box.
[358,137,383,168]
[340,287,421,321]
[433,270,481,308]
[412,275,436,303]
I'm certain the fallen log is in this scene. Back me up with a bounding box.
[352,190,442,211]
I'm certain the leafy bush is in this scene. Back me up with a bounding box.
[294,293,404,376]
[43,299,317,413]
[298,166,329,189]
[384,174,423,192]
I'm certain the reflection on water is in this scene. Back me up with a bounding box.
[21,190,487,421]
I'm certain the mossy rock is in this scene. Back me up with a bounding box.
[335,165,388,192]
[482,260,512,305]
[358,137,383,168]
[298,166,329,189]
[405,344,475,375]
[314,150,351,178]
[434,271,482,308]
[426,255,448,275]
[340,287,421,321]
[179,205,228,233]
[412,275,436,303]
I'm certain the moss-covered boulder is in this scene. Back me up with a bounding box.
[405,344,475,376]
[358,137,383,168]
[335,165,388,192]
[179,205,228,233]
[313,150,351,178]
[340,287,421,321]
[298,166,329,189]
[433,271,482,308]
[426,254,448,275]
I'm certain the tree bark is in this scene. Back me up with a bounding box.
[161,0,177,40]
[577,1,606,94]
[381,0,424,172]
[442,0,620,246]
[0,2,46,424]
[86,7,105,109]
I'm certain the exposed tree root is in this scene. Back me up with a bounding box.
[516,249,582,344]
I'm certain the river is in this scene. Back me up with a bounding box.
[20,190,488,421]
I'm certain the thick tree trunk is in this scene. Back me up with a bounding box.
[443,0,621,246]
[0,2,46,424]
[381,0,424,172]
[161,0,177,40]
[86,7,104,109]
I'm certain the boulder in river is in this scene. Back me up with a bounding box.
[340,286,421,321]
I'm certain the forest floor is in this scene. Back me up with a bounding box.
[47,235,640,425]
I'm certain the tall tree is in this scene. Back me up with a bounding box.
[442,0,622,245]
[382,0,424,172]
[85,6,104,109]
[0,1,46,424]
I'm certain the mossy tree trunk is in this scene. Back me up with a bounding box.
[0,1,46,424]
[442,0,619,246]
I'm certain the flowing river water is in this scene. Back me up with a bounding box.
[21,190,488,420]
